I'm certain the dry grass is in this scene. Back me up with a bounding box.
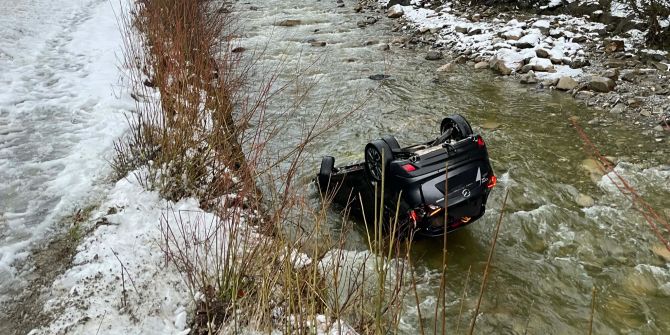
[112,0,514,334]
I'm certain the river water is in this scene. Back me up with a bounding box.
[238,0,670,334]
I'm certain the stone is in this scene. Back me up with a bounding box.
[572,34,587,43]
[650,61,669,72]
[386,0,410,7]
[366,17,378,25]
[531,20,551,34]
[529,57,554,72]
[437,63,455,72]
[556,76,578,91]
[455,25,469,34]
[501,28,524,41]
[610,103,626,114]
[310,41,327,47]
[514,33,541,48]
[536,48,550,58]
[474,61,489,69]
[379,44,390,51]
[588,77,616,93]
[604,39,625,53]
[640,49,668,62]
[575,91,595,100]
[621,70,638,82]
[468,28,483,35]
[520,70,538,84]
[604,59,626,68]
[231,47,246,53]
[541,78,559,87]
[627,97,642,107]
[602,68,620,81]
[652,245,670,262]
[425,50,443,61]
[276,19,301,27]
[387,5,404,18]
[490,59,513,75]
[519,64,533,74]
[575,193,595,207]
[369,74,391,81]
[571,57,589,69]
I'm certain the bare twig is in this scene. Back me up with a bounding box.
[468,189,509,335]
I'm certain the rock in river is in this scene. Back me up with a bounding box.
[276,19,301,27]
[588,76,616,93]
[520,70,538,84]
[556,76,578,91]
[425,50,443,61]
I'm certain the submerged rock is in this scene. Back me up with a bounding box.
[575,193,595,207]
[437,62,455,72]
[369,74,391,81]
[425,50,443,61]
[276,19,301,27]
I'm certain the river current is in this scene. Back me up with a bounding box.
[238,0,670,333]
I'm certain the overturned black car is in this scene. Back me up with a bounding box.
[316,115,496,238]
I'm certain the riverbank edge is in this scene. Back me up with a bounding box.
[356,0,669,138]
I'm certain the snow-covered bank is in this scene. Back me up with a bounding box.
[370,0,670,131]
[29,174,191,335]
[0,0,132,302]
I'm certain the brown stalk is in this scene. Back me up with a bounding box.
[468,188,509,335]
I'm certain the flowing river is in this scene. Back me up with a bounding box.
[238,0,670,333]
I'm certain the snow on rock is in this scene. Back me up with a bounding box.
[529,57,555,72]
[514,32,542,48]
[29,174,192,335]
[490,48,535,75]
[531,19,552,33]
[387,4,404,18]
[502,28,524,41]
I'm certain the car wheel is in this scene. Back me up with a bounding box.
[319,156,335,177]
[440,114,473,140]
[381,135,400,151]
[365,140,393,183]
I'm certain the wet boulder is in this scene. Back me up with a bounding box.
[588,76,616,93]
[556,76,578,91]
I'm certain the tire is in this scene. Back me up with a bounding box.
[440,114,473,140]
[365,139,393,183]
[381,135,400,151]
[319,156,335,177]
